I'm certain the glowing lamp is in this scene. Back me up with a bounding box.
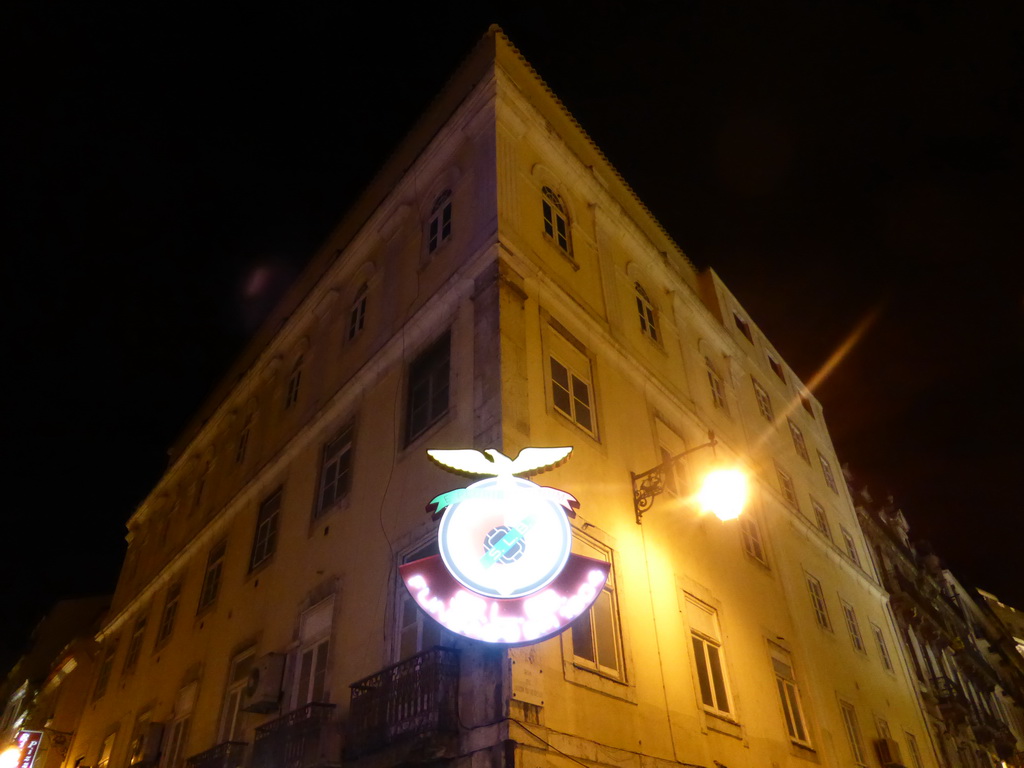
[697,467,748,521]
[0,747,21,768]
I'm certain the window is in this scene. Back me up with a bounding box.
[122,614,147,677]
[659,446,685,497]
[705,357,728,412]
[842,527,862,566]
[872,626,897,671]
[315,425,354,519]
[295,598,333,706]
[842,600,866,652]
[634,283,659,342]
[162,718,189,768]
[818,451,839,494]
[218,650,255,743]
[752,378,774,421]
[905,732,924,768]
[405,332,450,443]
[427,190,452,253]
[768,353,785,382]
[839,700,867,766]
[198,541,226,612]
[771,648,810,746]
[570,539,621,677]
[686,596,732,716]
[800,394,815,418]
[811,499,832,540]
[285,356,303,408]
[806,575,831,630]
[250,488,282,570]
[541,186,571,254]
[550,355,595,435]
[156,582,181,648]
[876,717,892,739]
[733,312,753,342]
[93,640,117,700]
[740,514,767,565]
[776,464,799,509]
[399,542,447,660]
[235,415,252,464]
[348,285,367,340]
[788,419,810,463]
[97,733,115,768]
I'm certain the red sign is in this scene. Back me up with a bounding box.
[15,732,43,768]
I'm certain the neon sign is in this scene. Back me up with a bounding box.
[399,447,609,646]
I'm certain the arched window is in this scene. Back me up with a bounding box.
[634,282,658,341]
[541,186,571,254]
[427,190,452,253]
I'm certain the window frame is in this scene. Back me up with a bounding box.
[541,186,572,256]
[686,596,734,719]
[810,498,832,541]
[549,354,597,437]
[93,640,118,701]
[767,353,786,382]
[198,540,227,613]
[405,332,451,445]
[733,312,753,342]
[249,487,283,571]
[347,284,367,341]
[569,548,622,679]
[155,581,181,648]
[840,526,862,566]
[776,464,799,510]
[787,418,810,463]
[841,599,866,653]
[839,699,867,766]
[122,613,147,677]
[314,423,354,520]
[771,648,811,747]
[740,513,768,566]
[806,574,832,630]
[752,378,774,421]
[427,190,453,254]
[634,282,659,342]
[705,356,729,413]
[285,356,303,409]
[218,649,255,744]
[818,450,839,494]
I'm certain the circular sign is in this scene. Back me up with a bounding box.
[437,476,572,599]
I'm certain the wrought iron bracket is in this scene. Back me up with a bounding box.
[631,430,717,524]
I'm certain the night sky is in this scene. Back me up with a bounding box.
[5,2,1022,667]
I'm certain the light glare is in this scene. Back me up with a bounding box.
[697,468,748,520]
[0,747,21,768]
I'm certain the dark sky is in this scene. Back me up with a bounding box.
[4,2,1022,666]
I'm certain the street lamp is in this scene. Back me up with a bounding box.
[631,430,748,524]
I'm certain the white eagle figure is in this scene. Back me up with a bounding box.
[427,447,573,478]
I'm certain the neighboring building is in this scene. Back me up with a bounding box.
[0,597,110,768]
[850,475,1024,768]
[66,27,940,768]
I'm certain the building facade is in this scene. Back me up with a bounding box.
[65,28,942,768]
[850,475,1024,768]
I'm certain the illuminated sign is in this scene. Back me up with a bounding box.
[400,447,609,646]
[14,732,43,768]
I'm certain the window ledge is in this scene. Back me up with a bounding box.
[545,237,580,271]
[790,742,819,762]
[704,711,743,739]
[562,661,635,703]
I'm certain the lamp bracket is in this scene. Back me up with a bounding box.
[631,430,717,524]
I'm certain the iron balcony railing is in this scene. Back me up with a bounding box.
[346,647,460,758]
[252,702,339,768]
[185,742,248,768]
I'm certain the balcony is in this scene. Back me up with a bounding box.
[252,703,339,768]
[185,742,248,768]
[346,647,460,759]
[929,676,970,723]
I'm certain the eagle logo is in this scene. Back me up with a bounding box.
[400,445,610,644]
